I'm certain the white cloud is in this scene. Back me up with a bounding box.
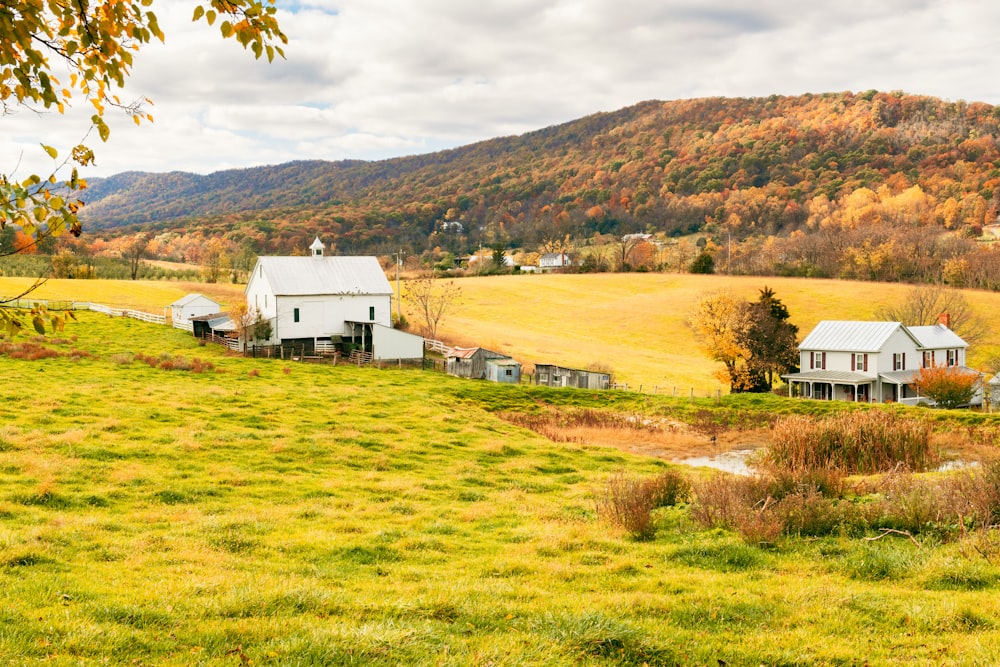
[4,0,1000,179]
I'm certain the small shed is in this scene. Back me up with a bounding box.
[446,347,511,380]
[189,313,236,339]
[486,357,522,384]
[989,374,1000,412]
[535,364,611,389]
[170,294,221,325]
[344,322,425,362]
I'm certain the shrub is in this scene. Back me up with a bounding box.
[911,365,981,409]
[596,470,690,540]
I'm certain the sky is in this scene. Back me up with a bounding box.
[5,0,1000,179]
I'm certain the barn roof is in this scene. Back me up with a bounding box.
[252,256,392,297]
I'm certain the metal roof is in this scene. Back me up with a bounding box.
[252,256,392,296]
[781,369,873,383]
[798,320,908,352]
[907,324,967,349]
[169,293,219,308]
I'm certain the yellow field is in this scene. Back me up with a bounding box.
[427,273,1000,391]
[6,273,1000,392]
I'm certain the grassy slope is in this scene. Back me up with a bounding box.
[0,313,999,665]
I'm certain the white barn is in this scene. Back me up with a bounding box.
[244,238,401,356]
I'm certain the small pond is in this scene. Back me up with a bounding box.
[672,449,979,476]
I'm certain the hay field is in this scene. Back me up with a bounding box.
[431,273,1000,390]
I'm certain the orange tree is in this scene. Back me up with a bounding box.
[1,0,285,334]
[911,365,982,409]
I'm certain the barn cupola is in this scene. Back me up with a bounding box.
[309,237,325,257]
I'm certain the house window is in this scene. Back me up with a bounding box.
[293,307,300,323]
[811,352,826,370]
[853,353,868,372]
[369,306,375,321]
[923,350,936,368]
[893,353,905,371]
[948,349,958,367]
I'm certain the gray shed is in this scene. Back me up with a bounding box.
[535,364,611,389]
[486,358,522,384]
[446,347,510,380]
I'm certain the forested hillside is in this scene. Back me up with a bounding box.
[74,92,1000,286]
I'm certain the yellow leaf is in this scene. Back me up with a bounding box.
[41,144,58,159]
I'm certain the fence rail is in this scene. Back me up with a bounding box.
[423,338,451,355]
[3,298,167,325]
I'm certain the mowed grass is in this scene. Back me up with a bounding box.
[1,313,1000,665]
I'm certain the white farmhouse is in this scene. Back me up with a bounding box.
[244,238,398,356]
[782,315,980,405]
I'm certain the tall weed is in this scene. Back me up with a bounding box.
[764,410,937,474]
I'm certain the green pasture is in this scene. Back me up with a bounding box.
[0,312,999,665]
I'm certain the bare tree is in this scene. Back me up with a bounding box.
[122,233,153,280]
[404,277,461,341]
[874,284,986,344]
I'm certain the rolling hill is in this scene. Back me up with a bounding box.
[77,92,1000,266]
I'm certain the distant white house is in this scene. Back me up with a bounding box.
[169,294,221,331]
[539,253,572,271]
[244,237,419,358]
[782,315,981,405]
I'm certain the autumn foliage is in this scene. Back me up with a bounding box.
[910,365,981,409]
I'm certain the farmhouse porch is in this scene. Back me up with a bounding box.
[784,369,927,405]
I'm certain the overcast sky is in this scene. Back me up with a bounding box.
[5,0,1000,179]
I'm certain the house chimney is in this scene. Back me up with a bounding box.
[938,312,951,329]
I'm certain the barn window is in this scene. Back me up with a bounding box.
[505,369,513,377]
[293,307,300,323]
[369,306,375,320]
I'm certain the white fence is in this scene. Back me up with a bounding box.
[2,298,166,325]
[424,338,451,355]
[86,302,166,325]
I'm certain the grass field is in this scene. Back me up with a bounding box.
[1,311,1000,665]
[7,273,1000,393]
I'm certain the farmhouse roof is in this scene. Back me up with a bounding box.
[907,324,967,349]
[798,321,915,352]
[251,256,392,297]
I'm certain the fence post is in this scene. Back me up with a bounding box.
[690,388,694,400]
